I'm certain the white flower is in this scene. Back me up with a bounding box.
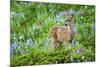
[19,34,24,40]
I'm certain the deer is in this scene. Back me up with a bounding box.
[50,16,76,49]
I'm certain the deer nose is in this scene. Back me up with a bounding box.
[65,24,67,26]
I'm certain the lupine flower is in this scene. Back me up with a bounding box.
[15,49,18,54]
[72,25,77,34]
[77,59,80,63]
[77,10,81,15]
[80,21,82,25]
[10,46,14,56]
[58,10,67,17]
[13,12,24,17]
[20,44,24,48]
[76,49,80,54]
[70,57,74,62]
[21,49,27,54]
[91,24,95,31]
[59,12,64,17]
[82,29,87,36]
[27,39,33,46]
[55,15,61,23]
[11,43,17,49]
[10,41,18,56]
[82,29,86,34]
[72,40,76,46]
[69,8,75,16]
[45,39,49,49]
[55,12,65,23]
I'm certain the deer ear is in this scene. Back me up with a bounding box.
[69,16,73,20]
[66,16,72,21]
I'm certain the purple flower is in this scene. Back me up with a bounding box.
[11,43,17,49]
[70,57,74,62]
[82,29,86,34]
[69,8,75,16]
[21,49,27,54]
[78,59,80,63]
[45,39,49,49]
[77,10,81,15]
[55,15,64,23]
[72,25,77,34]
[55,14,62,23]
[82,29,87,36]
[76,49,80,54]
[10,41,18,56]
[20,44,24,48]
[72,40,76,46]
[80,21,82,25]
[91,24,95,31]
[59,10,67,16]
[14,13,24,17]
[15,49,18,53]
[27,39,33,46]
[59,12,64,16]
[10,46,14,55]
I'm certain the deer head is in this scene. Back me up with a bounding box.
[65,16,74,26]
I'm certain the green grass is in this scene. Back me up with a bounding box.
[10,1,95,66]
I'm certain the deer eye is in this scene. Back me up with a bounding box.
[66,20,71,22]
[65,24,67,26]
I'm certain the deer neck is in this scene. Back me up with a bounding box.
[65,25,72,31]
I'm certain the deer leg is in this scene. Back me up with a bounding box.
[51,37,58,49]
[55,41,60,48]
[63,41,68,50]
[63,40,72,50]
[52,41,59,49]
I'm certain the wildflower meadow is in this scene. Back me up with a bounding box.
[10,1,95,66]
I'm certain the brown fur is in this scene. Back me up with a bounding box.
[50,16,75,49]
